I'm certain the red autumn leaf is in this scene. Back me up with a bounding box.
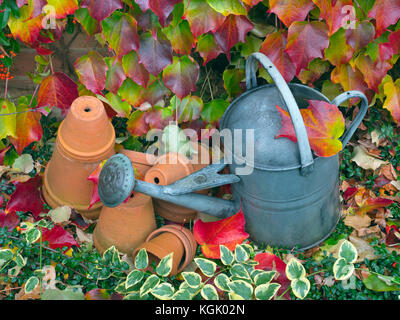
[138,31,173,76]
[196,33,223,65]
[81,0,123,21]
[74,51,108,95]
[149,0,182,27]
[37,72,79,116]
[373,174,391,189]
[260,30,296,83]
[183,0,225,38]
[85,289,123,300]
[0,145,11,165]
[379,30,400,61]
[122,51,150,88]
[102,12,139,58]
[368,0,400,38]
[0,210,19,232]
[41,224,79,250]
[214,14,253,60]
[193,209,249,259]
[357,197,394,215]
[70,209,91,230]
[162,56,199,99]
[27,0,46,19]
[269,0,315,27]
[285,21,329,75]
[87,159,108,210]
[343,187,358,201]
[254,252,291,300]
[345,21,375,52]
[126,109,169,137]
[9,109,43,155]
[105,57,126,94]
[275,100,345,157]
[312,0,353,35]
[5,175,45,220]
[385,225,400,246]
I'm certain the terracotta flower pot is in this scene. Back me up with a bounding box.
[93,191,156,255]
[144,143,210,223]
[42,96,115,220]
[133,225,197,276]
[119,149,156,180]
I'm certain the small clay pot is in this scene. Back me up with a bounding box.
[119,149,156,180]
[42,96,115,220]
[133,225,197,276]
[93,191,156,255]
[144,143,210,223]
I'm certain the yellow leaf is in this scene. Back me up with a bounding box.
[0,100,16,140]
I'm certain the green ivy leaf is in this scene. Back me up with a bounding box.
[201,99,229,125]
[102,246,120,267]
[234,244,249,263]
[338,240,358,264]
[254,271,277,286]
[0,249,13,263]
[291,278,310,300]
[223,68,245,98]
[255,283,281,300]
[125,270,144,289]
[201,284,219,300]
[362,274,400,292]
[227,279,253,300]
[135,248,149,270]
[214,273,231,292]
[14,253,26,268]
[230,263,250,280]
[194,258,217,278]
[333,258,355,281]
[172,289,192,300]
[140,274,160,297]
[25,228,41,244]
[285,258,306,281]
[220,245,234,266]
[151,283,175,300]
[156,252,174,277]
[182,272,202,288]
[25,276,40,294]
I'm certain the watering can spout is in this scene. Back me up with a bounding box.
[98,154,240,218]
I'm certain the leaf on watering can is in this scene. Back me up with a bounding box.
[193,209,249,259]
[194,258,217,278]
[201,284,219,300]
[333,257,354,281]
[275,99,345,157]
[87,159,108,210]
[255,282,281,300]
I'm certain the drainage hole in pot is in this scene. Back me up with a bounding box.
[84,107,91,112]
[154,177,160,184]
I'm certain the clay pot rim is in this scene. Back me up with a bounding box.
[57,123,116,161]
[145,225,197,273]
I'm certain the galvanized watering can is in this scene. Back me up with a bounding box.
[98,53,368,250]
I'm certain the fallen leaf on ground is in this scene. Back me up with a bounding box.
[349,235,380,263]
[344,213,372,230]
[351,146,388,171]
[49,206,72,224]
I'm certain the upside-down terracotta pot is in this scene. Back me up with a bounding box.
[93,191,156,255]
[42,96,115,220]
[144,143,210,223]
[119,149,156,180]
[133,225,197,276]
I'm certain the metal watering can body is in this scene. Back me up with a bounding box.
[98,53,369,250]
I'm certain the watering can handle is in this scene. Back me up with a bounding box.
[331,91,369,148]
[246,52,314,176]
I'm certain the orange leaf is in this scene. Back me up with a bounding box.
[275,100,345,157]
[193,209,249,259]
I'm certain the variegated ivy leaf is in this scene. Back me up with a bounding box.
[172,289,192,300]
[338,240,358,264]
[333,258,355,281]
[230,263,251,280]
[291,278,310,300]
[179,281,202,297]
[14,253,26,268]
[25,276,40,294]
[125,270,144,289]
[25,228,41,244]
[135,248,149,270]
[285,258,306,281]
[201,284,219,300]
[214,273,231,292]
[234,244,249,263]
[182,271,202,288]
[140,274,160,297]
[151,283,175,300]
[8,266,22,277]
[123,292,151,300]
[194,258,217,278]
[255,283,281,300]
[156,252,173,277]
[241,244,254,257]
[254,271,277,286]
[220,245,234,265]
[102,246,120,266]
[227,280,253,300]
[0,249,13,263]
